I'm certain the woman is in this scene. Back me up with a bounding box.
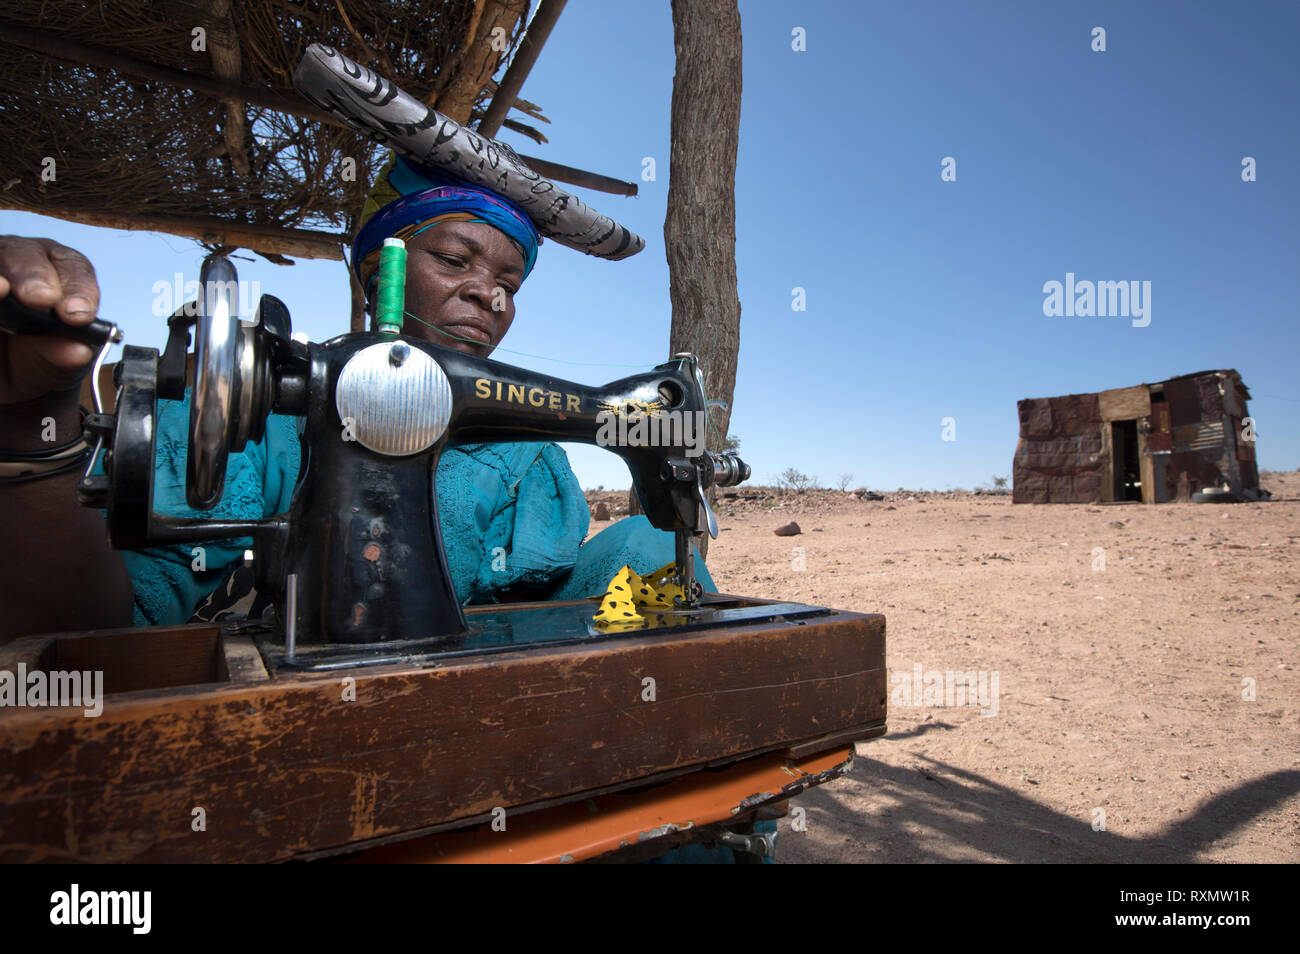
[0,155,713,634]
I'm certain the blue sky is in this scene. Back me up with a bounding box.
[5,0,1297,490]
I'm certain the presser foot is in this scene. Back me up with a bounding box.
[671,581,705,612]
[672,529,705,609]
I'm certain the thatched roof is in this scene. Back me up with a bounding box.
[0,0,539,263]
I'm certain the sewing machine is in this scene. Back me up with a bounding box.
[63,254,755,664]
[0,259,886,862]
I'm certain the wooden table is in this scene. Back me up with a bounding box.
[0,596,886,862]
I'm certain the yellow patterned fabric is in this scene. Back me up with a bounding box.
[360,153,402,225]
[592,562,685,631]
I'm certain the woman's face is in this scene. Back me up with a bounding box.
[401,220,526,357]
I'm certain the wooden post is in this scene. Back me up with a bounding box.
[659,0,744,556]
[203,0,250,177]
[434,0,529,124]
[477,0,568,138]
[2,204,344,261]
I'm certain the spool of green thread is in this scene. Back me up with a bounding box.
[375,237,407,334]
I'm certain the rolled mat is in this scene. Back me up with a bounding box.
[293,43,645,261]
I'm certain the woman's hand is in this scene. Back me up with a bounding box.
[0,236,101,405]
[0,237,135,637]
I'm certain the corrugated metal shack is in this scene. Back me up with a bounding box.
[1013,369,1259,504]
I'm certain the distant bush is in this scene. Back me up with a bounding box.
[836,473,854,492]
[776,467,814,494]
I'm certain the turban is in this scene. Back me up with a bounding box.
[352,154,541,296]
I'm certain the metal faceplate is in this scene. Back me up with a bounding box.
[334,341,452,456]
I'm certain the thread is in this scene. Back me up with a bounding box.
[375,237,407,334]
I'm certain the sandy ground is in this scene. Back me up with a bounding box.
[587,472,1300,863]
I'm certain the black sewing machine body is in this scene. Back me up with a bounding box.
[267,331,731,652]
[57,256,748,659]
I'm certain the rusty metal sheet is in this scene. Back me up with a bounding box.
[1147,400,1172,453]
[1173,420,1225,452]
[349,746,856,864]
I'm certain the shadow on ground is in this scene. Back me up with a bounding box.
[780,755,1300,863]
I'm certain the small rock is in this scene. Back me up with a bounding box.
[1108,521,1126,529]
[773,521,802,537]
[593,501,611,521]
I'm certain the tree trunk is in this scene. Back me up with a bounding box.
[653,0,743,557]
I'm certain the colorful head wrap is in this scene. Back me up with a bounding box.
[352,154,541,296]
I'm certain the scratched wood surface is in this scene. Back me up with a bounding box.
[0,609,885,863]
[0,624,226,693]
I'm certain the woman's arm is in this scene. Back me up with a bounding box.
[0,237,134,640]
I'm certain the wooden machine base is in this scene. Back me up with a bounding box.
[0,596,885,863]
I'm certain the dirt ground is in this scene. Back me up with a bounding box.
[587,471,1300,863]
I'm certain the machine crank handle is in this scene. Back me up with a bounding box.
[0,294,122,350]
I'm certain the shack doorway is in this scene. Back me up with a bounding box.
[1111,420,1143,501]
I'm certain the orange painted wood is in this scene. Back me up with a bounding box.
[352,746,857,864]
